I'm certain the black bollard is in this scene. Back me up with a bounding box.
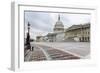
[32,46,34,51]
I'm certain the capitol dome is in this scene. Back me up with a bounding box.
[55,21,64,28]
[54,15,64,33]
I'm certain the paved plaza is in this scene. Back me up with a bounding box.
[24,42,90,61]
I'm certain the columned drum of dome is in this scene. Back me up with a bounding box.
[54,15,64,33]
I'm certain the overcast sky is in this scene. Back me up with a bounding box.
[24,11,91,40]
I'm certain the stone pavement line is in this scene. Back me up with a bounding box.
[53,47,83,58]
[35,45,52,60]
[35,43,82,58]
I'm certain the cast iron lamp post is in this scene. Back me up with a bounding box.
[26,22,31,50]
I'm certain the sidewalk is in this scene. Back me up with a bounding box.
[31,42,90,59]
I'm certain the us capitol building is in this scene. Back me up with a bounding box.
[36,15,90,42]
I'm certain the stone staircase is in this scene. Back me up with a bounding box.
[63,37,76,42]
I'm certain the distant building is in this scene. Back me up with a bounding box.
[46,33,57,42]
[65,23,90,42]
[55,32,65,42]
[46,15,65,42]
[36,15,90,42]
[36,35,48,42]
[36,36,43,42]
